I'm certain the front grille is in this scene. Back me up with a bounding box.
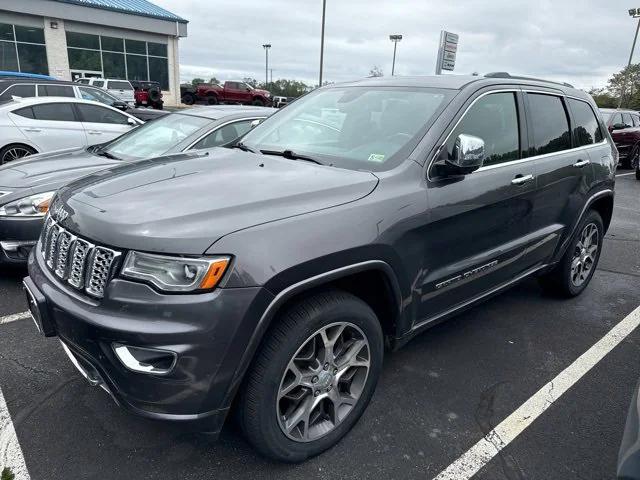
[40,216,121,299]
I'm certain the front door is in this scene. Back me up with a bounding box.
[418,89,539,324]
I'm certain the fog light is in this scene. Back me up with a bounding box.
[112,343,177,375]
[1,240,37,252]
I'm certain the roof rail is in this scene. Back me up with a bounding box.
[484,72,574,88]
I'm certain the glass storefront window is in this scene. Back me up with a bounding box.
[126,54,148,81]
[68,48,101,71]
[148,42,167,57]
[101,36,123,52]
[66,31,100,50]
[0,40,19,71]
[0,24,14,42]
[0,23,48,75]
[15,25,45,44]
[149,57,168,90]
[125,39,146,55]
[103,51,126,78]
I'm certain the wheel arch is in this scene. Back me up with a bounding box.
[222,260,402,407]
[0,142,39,163]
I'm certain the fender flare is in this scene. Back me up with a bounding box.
[221,260,402,407]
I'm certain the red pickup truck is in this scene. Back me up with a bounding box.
[181,80,272,106]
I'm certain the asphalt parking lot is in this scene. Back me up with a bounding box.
[0,171,638,480]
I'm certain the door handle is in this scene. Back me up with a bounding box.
[511,174,534,186]
[573,159,591,168]
[87,130,102,135]
[23,128,41,132]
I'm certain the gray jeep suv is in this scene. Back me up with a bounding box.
[24,73,616,462]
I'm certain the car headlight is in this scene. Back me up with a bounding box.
[265,92,271,97]
[121,251,231,292]
[0,191,56,217]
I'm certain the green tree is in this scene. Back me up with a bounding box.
[208,77,221,85]
[243,77,259,88]
[263,79,311,97]
[191,77,205,86]
[606,64,640,109]
[1,467,15,480]
[588,88,618,108]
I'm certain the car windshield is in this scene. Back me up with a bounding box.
[78,86,120,105]
[101,113,212,160]
[241,86,454,171]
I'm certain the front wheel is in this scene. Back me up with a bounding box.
[251,98,265,106]
[636,161,640,180]
[538,209,604,297]
[238,289,383,462]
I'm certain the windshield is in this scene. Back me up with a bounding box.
[78,86,119,105]
[241,86,454,171]
[102,113,212,160]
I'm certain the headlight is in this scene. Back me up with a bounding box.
[121,251,231,292]
[265,92,271,97]
[0,191,56,217]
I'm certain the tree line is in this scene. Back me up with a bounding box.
[589,64,640,109]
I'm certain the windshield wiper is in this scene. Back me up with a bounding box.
[95,149,119,160]
[232,142,258,153]
[260,149,324,165]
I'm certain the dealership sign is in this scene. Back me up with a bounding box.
[436,30,459,74]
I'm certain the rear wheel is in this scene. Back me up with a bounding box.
[238,289,383,462]
[252,98,265,106]
[0,144,36,165]
[538,210,604,297]
[207,94,219,105]
[181,92,196,105]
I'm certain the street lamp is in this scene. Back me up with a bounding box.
[319,0,327,87]
[262,44,271,88]
[619,9,640,107]
[389,34,403,76]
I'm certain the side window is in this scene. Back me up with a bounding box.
[31,103,76,121]
[12,106,34,119]
[568,99,604,147]
[611,113,623,128]
[77,78,90,85]
[622,112,633,128]
[0,84,36,101]
[107,81,132,91]
[227,82,239,90]
[527,94,571,156]
[78,86,116,105]
[92,80,105,88]
[192,120,255,150]
[446,92,520,167]
[37,84,75,97]
[633,114,640,127]
[76,104,129,124]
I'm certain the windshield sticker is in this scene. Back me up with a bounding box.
[368,154,385,163]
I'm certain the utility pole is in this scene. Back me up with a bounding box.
[389,34,403,76]
[619,9,640,108]
[319,0,327,87]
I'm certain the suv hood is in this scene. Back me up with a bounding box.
[56,148,378,254]
[0,148,118,191]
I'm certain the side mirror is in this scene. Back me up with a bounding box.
[612,123,627,130]
[127,117,137,126]
[246,87,252,92]
[250,119,262,129]
[446,134,485,174]
[112,101,129,111]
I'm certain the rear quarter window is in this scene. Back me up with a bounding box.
[0,84,36,101]
[568,99,604,146]
[527,93,571,156]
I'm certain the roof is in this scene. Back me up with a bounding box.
[180,105,275,120]
[50,0,187,23]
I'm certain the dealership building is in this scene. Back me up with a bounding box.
[0,0,188,105]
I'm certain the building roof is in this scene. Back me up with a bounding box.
[51,0,187,23]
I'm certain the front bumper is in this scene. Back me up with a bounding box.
[27,247,274,433]
[0,216,44,264]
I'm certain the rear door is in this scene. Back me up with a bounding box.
[420,88,539,321]
[525,91,595,265]
[75,104,136,145]
[9,103,87,152]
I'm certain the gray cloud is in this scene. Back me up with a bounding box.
[153,0,634,89]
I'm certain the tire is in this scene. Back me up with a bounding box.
[207,94,219,105]
[630,145,640,171]
[238,289,384,463]
[251,98,265,106]
[636,162,640,180]
[181,92,195,105]
[0,144,36,165]
[538,209,604,297]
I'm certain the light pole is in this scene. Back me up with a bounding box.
[389,34,402,76]
[619,9,640,108]
[262,44,271,88]
[319,0,327,87]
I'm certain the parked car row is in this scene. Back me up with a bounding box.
[2,72,618,463]
[599,107,640,179]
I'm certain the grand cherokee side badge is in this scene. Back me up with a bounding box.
[436,260,499,290]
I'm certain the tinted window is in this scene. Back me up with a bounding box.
[31,103,76,121]
[16,43,48,74]
[622,112,633,127]
[528,94,571,155]
[125,39,146,55]
[92,80,105,88]
[446,92,520,166]
[611,113,623,127]
[126,54,147,81]
[108,81,133,90]
[227,82,240,90]
[37,84,75,97]
[103,52,126,79]
[0,84,36,101]
[14,25,45,44]
[12,106,34,118]
[0,23,14,41]
[193,120,256,150]
[68,48,101,71]
[148,57,168,90]
[77,104,129,124]
[147,42,167,57]
[101,36,123,52]
[0,41,18,71]
[568,99,603,147]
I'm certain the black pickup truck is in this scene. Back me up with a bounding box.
[24,73,615,462]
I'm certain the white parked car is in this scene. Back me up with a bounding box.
[79,78,136,106]
[0,97,142,164]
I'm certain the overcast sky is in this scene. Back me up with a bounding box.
[152,0,635,90]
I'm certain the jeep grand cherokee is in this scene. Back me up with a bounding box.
[24,73,616,462]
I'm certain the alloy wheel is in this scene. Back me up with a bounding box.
[1,146,32,164]
[277,322,371,442]
[570,222,599,287]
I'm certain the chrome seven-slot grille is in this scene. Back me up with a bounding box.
[40,216,121,298]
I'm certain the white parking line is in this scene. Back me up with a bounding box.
[0,312,30,325]
[0,386,30,479]
[616,172,635,177]
[433,304,640,480]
